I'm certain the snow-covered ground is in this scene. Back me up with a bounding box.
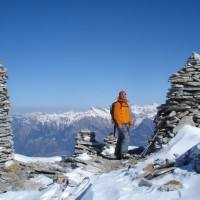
[1,125,200,200]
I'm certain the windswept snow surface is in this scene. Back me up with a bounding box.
[14,154,62,163]
[1,125,200,200]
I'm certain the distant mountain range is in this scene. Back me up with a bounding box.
[11,104,158,157]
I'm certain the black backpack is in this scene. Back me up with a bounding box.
[110,102,116,124]
[110,101,122,136]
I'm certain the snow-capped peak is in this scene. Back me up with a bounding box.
[12,104,158,127]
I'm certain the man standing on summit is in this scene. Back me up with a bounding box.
[113,90,133,159]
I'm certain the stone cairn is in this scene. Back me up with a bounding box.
[74,130,105,156]
[149,52,200,152]
[103,133,117,147]
[0,64,14,167]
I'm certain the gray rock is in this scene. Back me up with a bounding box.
[159,180,183,191]
[173,116,195,134]
[195,154,200,173]
[138,178,153,187]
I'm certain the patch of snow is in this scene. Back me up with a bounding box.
[14,154,62,163]
[76,153,92,161]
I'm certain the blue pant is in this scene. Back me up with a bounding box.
[115,124,130,156]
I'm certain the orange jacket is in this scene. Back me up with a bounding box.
[113,97,133,128]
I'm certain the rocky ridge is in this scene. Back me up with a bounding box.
[149,52,200,152]
[0,130,139,193]
[66,130,130,174]
[1,126,200,194]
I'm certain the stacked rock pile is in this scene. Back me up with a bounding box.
[74,130,105,156]
[150,52,200,152]
[103,133,117,147]
[0,64,14,167]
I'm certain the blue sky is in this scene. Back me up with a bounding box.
[1,0,200,113]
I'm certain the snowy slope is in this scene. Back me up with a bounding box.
[1,124,200,200]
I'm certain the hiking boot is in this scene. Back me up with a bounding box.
[115,154,121,160]
[121,154,133,159]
